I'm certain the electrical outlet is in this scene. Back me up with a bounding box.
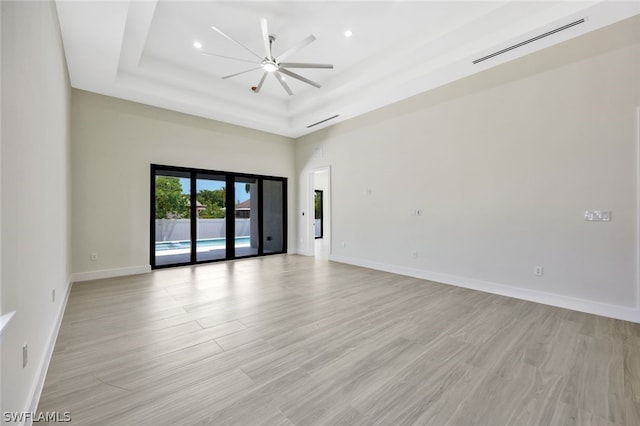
[534,265,544,276]
[90,253,98,261]
[22,343,28,368]
[411,250,418,258]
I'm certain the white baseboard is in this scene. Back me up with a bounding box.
[25,275,73,425]
[71,265,151,283]
[330,254,640,324]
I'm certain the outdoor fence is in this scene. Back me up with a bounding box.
[156,218,251,242]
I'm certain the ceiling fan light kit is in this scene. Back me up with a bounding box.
[262,60,278,73]
[203,19,333,96]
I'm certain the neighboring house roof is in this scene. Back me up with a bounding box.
[187,200,207,211]
[235,199,250,210]
[187,200,207,214]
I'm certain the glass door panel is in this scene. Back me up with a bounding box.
[314,190,323,239]
[154,170,191,266]
[263,180,285,253]
[196,174,227,262]
[234,177,258,257]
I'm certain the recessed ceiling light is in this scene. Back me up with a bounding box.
[344,30,353,38]
[193,41,202,49]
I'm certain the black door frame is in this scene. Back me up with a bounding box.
[150,164,287,269]
[314,190,324,239]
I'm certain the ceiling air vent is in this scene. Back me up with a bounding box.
[473,18,585,65]
[307,114,340,129]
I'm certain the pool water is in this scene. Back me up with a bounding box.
[156,236,250,251]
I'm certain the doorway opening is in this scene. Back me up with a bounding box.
[314,190,323,239]
[310,167,330,259]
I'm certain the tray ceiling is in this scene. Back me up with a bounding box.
[55,1,639,137]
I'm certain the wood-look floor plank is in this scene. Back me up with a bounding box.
[560,334,626,424]
[445,365,566,426]
[546,400,620,426]
[354,336,484,425]
[626,398,640,425]
[623,336,640,402]
[37,255,640,425]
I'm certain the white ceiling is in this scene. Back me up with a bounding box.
[55,1,640,138]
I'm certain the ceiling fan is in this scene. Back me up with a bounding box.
[201,19,333,96]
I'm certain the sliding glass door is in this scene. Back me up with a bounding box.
[196,173,227,262]
[151,165,287,268]
[154,170,192,267]
[263,179,285,253]
[234,177,258,257]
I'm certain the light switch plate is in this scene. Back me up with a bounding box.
[585,210,611,222]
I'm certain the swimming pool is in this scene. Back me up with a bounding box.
[155,236,250,251]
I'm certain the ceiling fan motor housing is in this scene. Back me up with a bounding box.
[209,19,333,96]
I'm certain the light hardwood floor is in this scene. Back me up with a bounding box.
[38,255,640,425]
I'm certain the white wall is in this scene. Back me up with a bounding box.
[296,16,640,321]
[0,0,4,413]
[71,90,296,277]
[1,0,71,418]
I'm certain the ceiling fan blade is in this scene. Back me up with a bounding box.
[211,24,263,61]
[201,51,260,65]
[279,62,333,69]
[253,72,268,93]
[260,18,271,59]
[278,68,321,88]
[276,35,316,62]
[273,71,293,96]
[221,67,262,79]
